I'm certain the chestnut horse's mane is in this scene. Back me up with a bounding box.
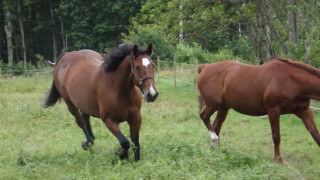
[102,44,146,72]
[273,57,320,78]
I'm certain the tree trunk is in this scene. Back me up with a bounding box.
[287,0,298,45]
[18,0,27,69]
[264,0,288,55]
[300,0,311,64]
[3,2,13,67]
[179,0,183,42]
[61,21,66,50]
[249,0,275,64]
[50,2,57,62]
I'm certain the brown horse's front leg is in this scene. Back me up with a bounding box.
[295,107,320,147]
[104,119,130,160]
[128,112,142,162]
[268,108,286,164]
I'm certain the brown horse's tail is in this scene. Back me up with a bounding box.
[43,53,64,108]
[43,81,61,108]
[198,64,206,74]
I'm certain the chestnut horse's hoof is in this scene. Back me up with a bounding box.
[210,139,220,149]
[82,140,93,150]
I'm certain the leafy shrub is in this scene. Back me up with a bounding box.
[123,25,175,60]
[230,36,255,62]
[0,60,36,76]
[175,42,215,64]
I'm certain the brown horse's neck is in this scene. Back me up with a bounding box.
[112,57,135,95]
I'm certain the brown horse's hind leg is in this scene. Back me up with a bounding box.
[128,112,142,162]
[295,108,320,147]
[66,103,94,150]
[267,108,286,164]
[80,112,95,144]
[104,119,130,160]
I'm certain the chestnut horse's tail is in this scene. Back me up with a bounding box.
[198,64,206,74]
[198,95,206,116]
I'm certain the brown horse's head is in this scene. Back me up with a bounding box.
[131,43,158,102]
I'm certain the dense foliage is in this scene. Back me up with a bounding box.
[1,0,320,69]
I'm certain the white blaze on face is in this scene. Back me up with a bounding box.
[149,85,156,96]
[142,58,150,68]
[209,131,219,141]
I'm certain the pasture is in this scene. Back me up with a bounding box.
[0,71,319,179]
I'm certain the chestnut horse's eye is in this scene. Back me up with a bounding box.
[135,66,140,71]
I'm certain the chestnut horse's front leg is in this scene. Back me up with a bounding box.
[104,119,130,159]
[267,108,286,164]
[295,107,320,147]
[128,112,142,162]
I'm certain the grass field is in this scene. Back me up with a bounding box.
[0,72,319,179]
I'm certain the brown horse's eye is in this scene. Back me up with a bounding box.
[135,66,140,71]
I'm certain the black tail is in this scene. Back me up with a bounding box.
[43,81,61,108]
[43,53,65,108]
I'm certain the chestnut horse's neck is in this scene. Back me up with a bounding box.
[278,59,320,100]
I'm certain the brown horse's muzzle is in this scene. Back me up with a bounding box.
[142,81,158,102]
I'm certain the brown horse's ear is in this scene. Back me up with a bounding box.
[146,43,153,56]
[133,44,139,56]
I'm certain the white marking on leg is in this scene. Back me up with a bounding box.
[149,85,156,96]
[142,58,150,67]
[209,131,219,142]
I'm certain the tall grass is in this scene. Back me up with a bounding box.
[0,72,319,179]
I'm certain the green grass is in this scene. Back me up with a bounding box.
[0,72,319,179]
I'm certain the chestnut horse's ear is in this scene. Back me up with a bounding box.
[133,44,139,56]
[146,43,153,56]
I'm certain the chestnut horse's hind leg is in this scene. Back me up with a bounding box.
[295,108,320,147]
[66,103,94,150]
[104,119,130,160]
[211,105,229,147]
[267,108,286,164]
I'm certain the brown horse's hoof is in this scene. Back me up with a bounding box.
[82,140,93,150]
[115,149,128,159]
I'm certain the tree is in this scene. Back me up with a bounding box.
[17,0,27,69]
[3,1,14,66]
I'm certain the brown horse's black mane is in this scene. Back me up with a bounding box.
[102,44,146,72]
[273,57,320,77]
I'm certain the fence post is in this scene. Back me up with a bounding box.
[157,56,160,82]
[195,59,199,88]
[173,56,176,88]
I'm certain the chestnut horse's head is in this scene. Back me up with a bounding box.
[131,43,158,102]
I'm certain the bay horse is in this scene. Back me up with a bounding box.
[43,43,158,161]
[197,58,320,164]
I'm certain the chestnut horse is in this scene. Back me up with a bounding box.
[44,44,158,161]
[197,58,320,163]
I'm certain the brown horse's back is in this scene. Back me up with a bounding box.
[54,50,104,117]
